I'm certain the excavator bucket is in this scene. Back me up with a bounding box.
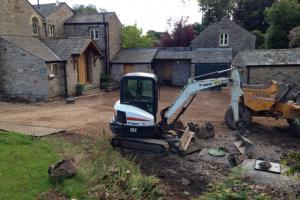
[178,127,195,152]
[234,134,255,154]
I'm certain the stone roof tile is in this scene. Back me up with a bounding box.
[0,36,60,62]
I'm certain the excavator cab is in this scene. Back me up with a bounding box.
[110,73,159,138]
[120,73,158,119]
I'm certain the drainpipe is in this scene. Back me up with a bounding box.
[63,61,68,98]
[102,13,110,75]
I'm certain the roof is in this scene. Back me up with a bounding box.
[0,36,60,62]
[33,3,71,17]
[64,13,115,24]
[43,38,102,61]
[155,48,232,63]
[233,49,300,66]
[155,47,194,60]
[111,48,159,64]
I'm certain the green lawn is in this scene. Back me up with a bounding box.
[0,131,60,200]
[0,131,162,200]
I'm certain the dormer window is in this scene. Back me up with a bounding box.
[219,33,229,46]
[32,17,39,36]
[90,28,99,40]
[48,25,55,37]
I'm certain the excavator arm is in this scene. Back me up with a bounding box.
[161,67,243,129]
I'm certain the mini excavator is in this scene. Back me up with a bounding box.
[110,67,249,154]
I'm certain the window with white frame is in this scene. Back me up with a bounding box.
[49,64,59,76]
[32,17,39,36]
[219,33,229,46]
[90,28,99,40]
[48,25,55,37]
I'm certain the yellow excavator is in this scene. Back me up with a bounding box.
[225,81,300,135]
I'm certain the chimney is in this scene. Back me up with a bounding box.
[37,0,40,9]
[56,0,59,6]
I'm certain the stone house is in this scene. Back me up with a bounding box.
[232,49,300,92]
[191,17,256,56]
[33,2,74,38]
[110,48,157,82]
[64,13,122,74]
[0,0,106,102]
[110,48,232,86]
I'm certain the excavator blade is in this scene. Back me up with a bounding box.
[234,135,254,154]
[178,127,195,152]
[111,137,169,155]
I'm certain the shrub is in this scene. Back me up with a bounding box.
[75,84,85,96]
[100,74,110,84]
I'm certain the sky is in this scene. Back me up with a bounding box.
[29,0,203,33]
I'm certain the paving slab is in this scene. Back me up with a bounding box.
[0,121,65,137]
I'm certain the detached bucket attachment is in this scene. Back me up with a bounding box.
[234,133,254,154]
[178,127,195,152]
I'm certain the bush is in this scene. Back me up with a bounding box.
[75,84,85,96]
[100,74,110,84]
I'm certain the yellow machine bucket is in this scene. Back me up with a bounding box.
[242,81,278,112]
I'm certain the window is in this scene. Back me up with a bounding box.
[32,17,39,36]
[48,25,55,37]
[90,28,99,40]
[49,64,58,76]
[219,33,229,46]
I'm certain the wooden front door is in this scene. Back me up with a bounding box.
[78,54,87,84]
[162,63,172,84]
[123,64,135,75]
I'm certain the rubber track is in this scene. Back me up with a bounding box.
[111,137,169,155]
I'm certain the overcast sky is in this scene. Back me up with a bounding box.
[29,0,202,33]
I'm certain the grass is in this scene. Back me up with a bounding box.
[194,168,269,200]
[281,151,300,177]
[0,131,60,200]
[85,139,162,200]
[0,131,162,200]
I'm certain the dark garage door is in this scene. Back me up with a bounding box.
[195,63,229,78]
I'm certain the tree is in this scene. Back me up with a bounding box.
[122,25,155,48]
[198,0,236,27]
[252,30,266,49]
[146,30,163,41]
[159,17,196,47]
[265,0,300,48]
[192,22,206,35]
[233,0,275,33]
[73,4,99,14]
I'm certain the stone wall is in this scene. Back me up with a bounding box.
[110,64,153,81]
[108,14,122,61]
[154,60,191,86]
[110,64,123,81]
[248,66,300,92]
[0,0,46,38]
[47,63,65,98]
[46,4,74,38]
[171,60,191,86]
[191,18,255,56]
[0,39,48,101]
[65,57,78,95]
